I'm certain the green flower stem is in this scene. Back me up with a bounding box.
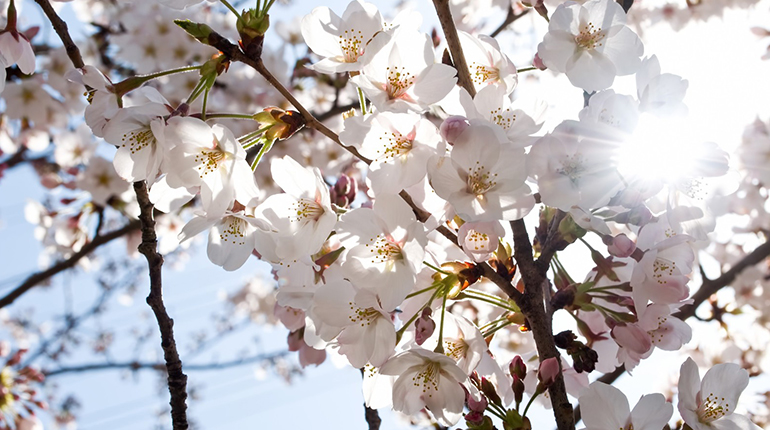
[206,113,259,120]
[220,0,243,23]
[522,387,542,417]
[395,289,440,344]
[357,86,368,114]
[250,137,276,171]
[201,87,210,121]
[405,284,437,299]
[461,291,517,312]
[434,292,448,354]
[486,406,506,421]
[422,260,451,275]
[482,320,513,338]
[517,66,537,73]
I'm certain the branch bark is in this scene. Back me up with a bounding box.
[510,219,574,430]
[0,220,140,309]
[432,0,476,97]
[133,181,188,430]
[33,0,85,69]
[490,7,530,38]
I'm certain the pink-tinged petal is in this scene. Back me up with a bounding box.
[579,382,629,430]
[566,50,617,92]
[16,39,35,75]
[678,358,701,412]
[710,413,763,430]
[410,63,457,107]
[207,217,255,271]
[368,317,396,367]
[700,363,749,418]
[631,393,673,430]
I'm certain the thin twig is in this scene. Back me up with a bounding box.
[43,350,288,377]
[490,7,530,38]
[0,221,140,309]
[432,0,476,97]
[133,181,188,430]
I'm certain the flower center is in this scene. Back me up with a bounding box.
[194,148,226,178]
[290,198,325,225]
[339,29,365,63]
[377,131,413,160]
[219,217,248,246]
[348,303,381,327]
[412,362,440,395]
[385,66,415,100]
[647,315,668,345]
[698,393,730,423]
[365,234,404,264]
[467,163,498,196]
[652,258,677,284]
[467,230,490,251]
[470,62,500,86]
[121,127,155,155]
[575,22,605,50]
[489,107,517,130]
[557,154,585,184]
[444,338,469,360]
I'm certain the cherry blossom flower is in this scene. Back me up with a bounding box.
[76,156,131,206]
[178,207,268,271]
[528,120,624,211]
[339,112,441,194]
[0,23,35,93]
[579,381,673,430]
[301,0,384,74]
[537,0,644,91]
[428,120,535,222]
[103,103,170,183]
[678,358,761,430]
[310,279,396,368]
[165,117,260,217]
[351,29,456,113]
[379,348,468,426]
[65,66,120,138]
[336,194,427,311]
[458,30,518,94]
[636,55,689,117]
[253,155,337,261]
[420,312,487,375]
[457,220,505,262]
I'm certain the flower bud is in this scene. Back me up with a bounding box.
[254,107,306,141]
[607,233,636,258]
[509,355,527,380]
[533,53,547,71]
[465,386,488,412]
[536,357,560,387]
[414,308,436,346]
[440,115,470,145]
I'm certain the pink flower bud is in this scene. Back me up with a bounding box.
[533,53,547,71]
[611,323,652,354]
[440,115,470,145]
[537,357,560,387]
[607,234,636,258]
[509,355,527,380]
[414,308,436,345]
[465,386,488,412]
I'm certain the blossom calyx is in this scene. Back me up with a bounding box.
[237,10,269,59]
[253,108,306,141]
[174,19,215,44]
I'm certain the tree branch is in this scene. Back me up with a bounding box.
[490,7,530,38]
[432,0,476,97]
[32,0,85,69]
[0,220,140,309]
[510,219,574,430]
[43,350,288,377]
[133,181,188,430]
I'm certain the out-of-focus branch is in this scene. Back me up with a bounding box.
[490,7,530,38]
[432,0,476,97]
[675,239,770,320]
[43,350,288,377]
[574,239,770,425]
[32,0,85,69]
[0,220,140,309]
[133,181,188,430]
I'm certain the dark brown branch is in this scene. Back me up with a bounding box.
[510,219,574,430]
[490,7,530,38]
[0,220,140,309]
[432,0,476,97]
[133,181,188,430]
[43,350,288,377]
[360,369,382,430]
[32,0,85,69]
